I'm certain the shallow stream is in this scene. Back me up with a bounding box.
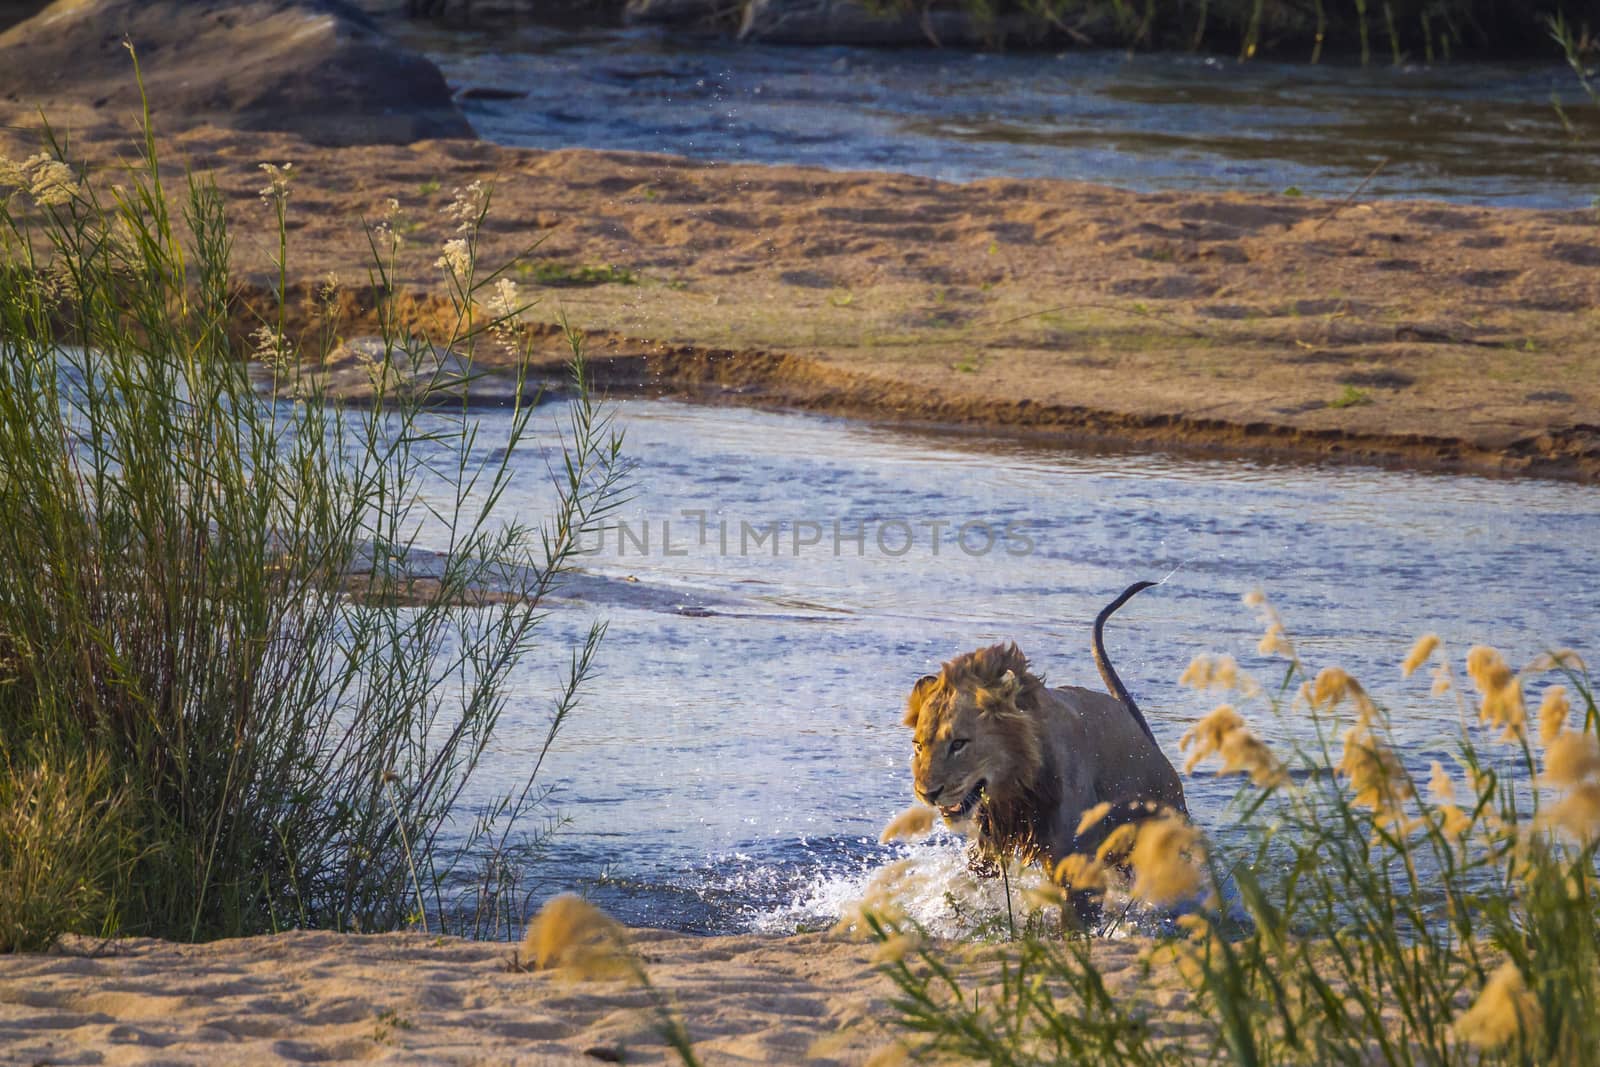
[378,24,1600,932]
[400,398,1599,934]
[413,24,1600,207]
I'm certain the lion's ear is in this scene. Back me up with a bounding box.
[904,673,938,727]
[977,670,1022,715]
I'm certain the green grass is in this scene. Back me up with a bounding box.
[1329,383,1373,408]
[0,68,625,946]
[0,752,133,951]
[518,261,638,287]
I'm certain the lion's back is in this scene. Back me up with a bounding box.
[1038,684,1186,813]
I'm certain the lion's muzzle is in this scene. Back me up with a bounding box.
[936,779,986,821]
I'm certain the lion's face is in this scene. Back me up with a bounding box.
[903,646,1044,829]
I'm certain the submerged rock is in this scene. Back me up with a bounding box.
[0,0,473,146]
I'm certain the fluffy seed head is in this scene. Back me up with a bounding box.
[1453,961,1540,1049]
[1258,621,1294,659]
[1437,804,1474,841]
[1427,760,1455,804]
[521,894,633,980]
[1466,646,1526,743]
[1180,704,1246,773]
[0,152,79,207]
[1178,654,1214,690]
[1094,823,1139,864]
[1337,725,1413,822]
[1128,814,1207,906]
[1542,731,1600,791]
[1402,633,1440,678]
[1537,686,1571,747]
[1219,728,1286,788]
[1054,853,1108,892]
[1525,649,1588,674]
[1311,666,1379,723]
[1075,801,1113,838]
[879,805,935,844]
[1544,784,1600,844]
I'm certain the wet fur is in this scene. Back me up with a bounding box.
[903,586,1186,911]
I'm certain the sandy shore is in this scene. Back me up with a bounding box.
[2,107,1596,483]
[0,927,1191,1065]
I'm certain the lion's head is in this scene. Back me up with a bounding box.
[902,643,1053,853]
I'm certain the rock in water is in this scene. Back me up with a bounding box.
[0,0,473,146]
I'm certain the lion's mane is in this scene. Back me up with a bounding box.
[905,642,1064,870]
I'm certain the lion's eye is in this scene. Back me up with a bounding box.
[912,741,923,752]
[949,739,968,756]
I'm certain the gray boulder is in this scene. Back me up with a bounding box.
[0,0,473,146]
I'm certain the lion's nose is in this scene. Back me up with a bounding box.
[916,786,940,805]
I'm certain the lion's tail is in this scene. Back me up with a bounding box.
[1092,580,1159,744]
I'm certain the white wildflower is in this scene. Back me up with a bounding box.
[258,161,294,207]
[443,180,485,233]
[371,198,402,251]
[355,346,383,388]
[435,237,471,278]
[250,326,292,373]
[485,276,522,337]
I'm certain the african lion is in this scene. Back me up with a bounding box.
[902,581,1186,921]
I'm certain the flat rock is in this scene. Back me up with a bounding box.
[0,0,473,146]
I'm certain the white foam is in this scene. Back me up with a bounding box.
[745,835,1064,939]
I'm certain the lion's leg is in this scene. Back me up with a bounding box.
[1065,889,1103,935]
[1058,798,1173,937]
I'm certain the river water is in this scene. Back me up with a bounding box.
[384,24,1600,932]
[413,24,1600,207]
[402,398,1599,935]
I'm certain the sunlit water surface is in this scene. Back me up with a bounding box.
[395,398,1598,935]
[409,24,1600,207]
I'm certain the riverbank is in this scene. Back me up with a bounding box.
[5,109,1597,482]
[0,927,1198,1064]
